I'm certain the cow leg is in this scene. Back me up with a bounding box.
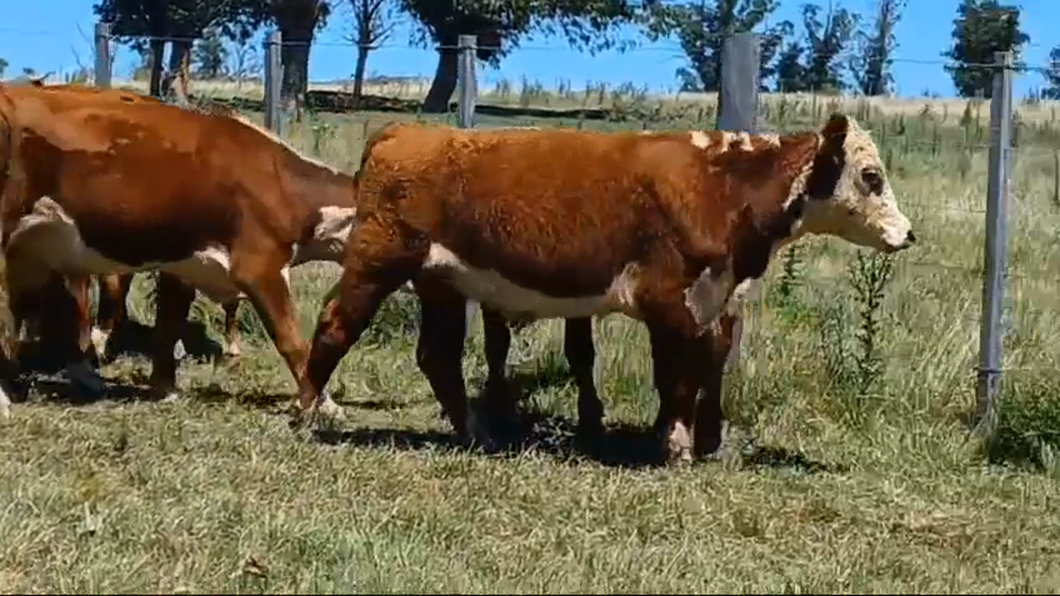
[564,317,604,436]
[416,277,494,450]
[221,299,243,358]
[480,306,518,429]
[69,273,99,366]
[646,324,701,464]
[30,272,105,397]
[693,312,738,458]
[226,254,341,421]
[148,272,195,401]
[296,217,427,427]
[229,264,327,410]
[94,272,133,363]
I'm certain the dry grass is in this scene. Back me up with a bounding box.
[110,75,1060,123]
[2,99,1060,593]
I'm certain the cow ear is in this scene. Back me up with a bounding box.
[821,113,849,138]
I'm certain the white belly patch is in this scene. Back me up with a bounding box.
[422,243,640,321]
[5,197,244,301]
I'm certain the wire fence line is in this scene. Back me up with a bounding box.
[71,24,1039,440]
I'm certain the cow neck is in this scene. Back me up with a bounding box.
[724,132,821,285]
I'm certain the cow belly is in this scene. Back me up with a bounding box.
[422,243,639,320]
[6,197,242,302]
[6,198,140,276]
[160,248,242,302]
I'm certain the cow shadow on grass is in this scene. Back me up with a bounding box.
[10,318,225,407]
[310,367,844,474]
[95,318,225,362]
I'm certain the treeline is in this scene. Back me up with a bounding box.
[4,0,1050,111]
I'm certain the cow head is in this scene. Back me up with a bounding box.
[799,114,915,253]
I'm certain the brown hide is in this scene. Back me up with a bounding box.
[0,83,357,404]
[354,123,819,306]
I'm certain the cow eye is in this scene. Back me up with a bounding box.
[861,167,883,194]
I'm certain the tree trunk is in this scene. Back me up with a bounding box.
[352,45,370,103]
[279,27,314,115]
[148,39,166,97]
[162,40,193,103]
[422,47,459,114]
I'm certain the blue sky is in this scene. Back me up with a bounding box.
[0,0,1055,99]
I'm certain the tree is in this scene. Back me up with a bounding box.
[400,0,642,113]
[347,0,399,100]
[262,0,330,109]
[0,58,7,79]
[93,0,263,96]
[648,0,792,93]
[228,34,264,88]
[801,2,857,92]
[847,0,903,96]
[193,26,229,78]
[942,0,1028,98]
[1042,46,1060,100]
[774,40,807,91]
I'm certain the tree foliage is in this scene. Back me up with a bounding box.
[193,27,229,77]
[399,0,643,112]
[647,0,792,93]
[1042,46,1060,100]
[93,0,264,95]
[801,2,857,92]
[847,0,903,96]
[942,0,1028,98]
[772,2,856,93]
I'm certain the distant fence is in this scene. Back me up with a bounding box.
[88,23,1016,440]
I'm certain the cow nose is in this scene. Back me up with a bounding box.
[905,230,917,246]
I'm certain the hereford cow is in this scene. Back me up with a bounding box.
[0,84,359,415]
[7,82,251,367]
[292,115,916,463]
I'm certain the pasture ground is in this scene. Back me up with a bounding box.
[2,94,1060,593]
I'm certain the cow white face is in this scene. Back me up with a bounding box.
[800,115,916,253]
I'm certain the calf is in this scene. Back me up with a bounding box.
[0,84,357,413]
[8,82,251,365]
[292,115,916,463]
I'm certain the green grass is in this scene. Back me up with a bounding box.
[3,97,1060,593]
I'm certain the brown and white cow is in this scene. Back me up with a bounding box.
[292,115,916,462]
[0,83,358,415]
[6,82,253,366]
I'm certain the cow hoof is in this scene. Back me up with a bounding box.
[666,422,694,465]
[316,391,346,423]
[288,399,321,430]
[465,407,499,453]
[224,341,242,359]
[66,360,106,398]
[90,327,111,362]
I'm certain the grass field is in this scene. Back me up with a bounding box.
[3,87,1060,593]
